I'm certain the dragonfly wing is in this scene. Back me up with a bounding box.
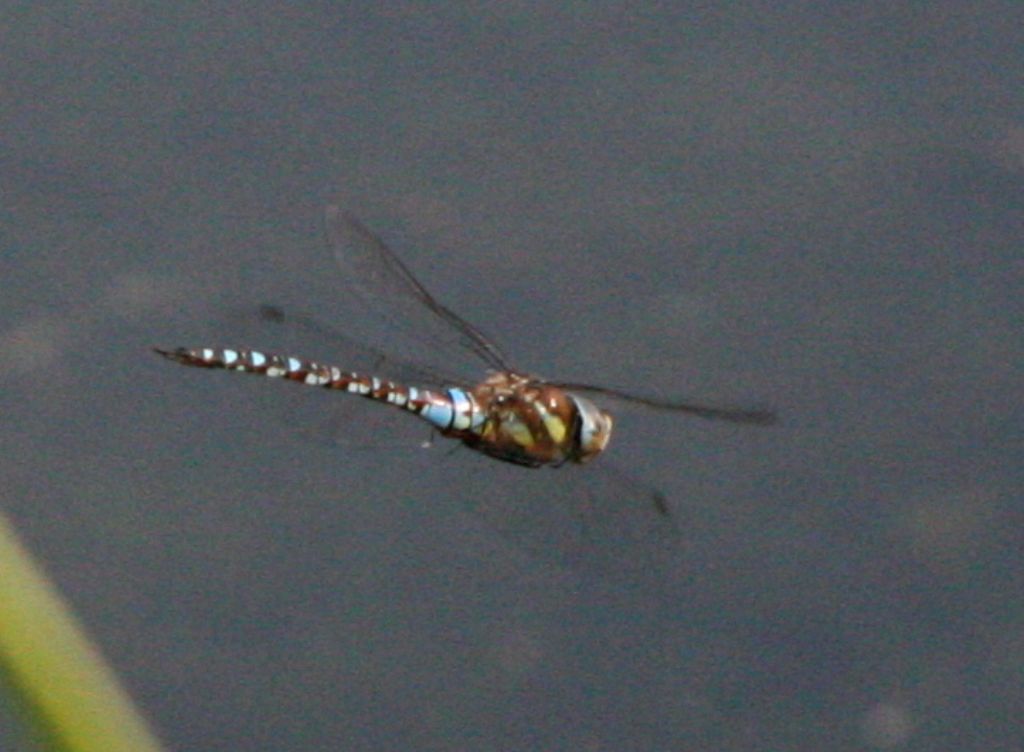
[325,206,512,375]
[554,382,777,425]
[252,304,466,388]
[457,455,684,582]
[170,304,461,451]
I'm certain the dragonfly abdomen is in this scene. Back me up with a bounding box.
[153,346,476,432]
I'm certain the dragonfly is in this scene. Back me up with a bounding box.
[156,206,775,571]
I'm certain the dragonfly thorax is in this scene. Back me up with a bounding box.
[457,372,614,467]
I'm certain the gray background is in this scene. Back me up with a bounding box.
[2,3,1021,750]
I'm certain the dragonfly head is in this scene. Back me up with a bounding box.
[570,394,614,463]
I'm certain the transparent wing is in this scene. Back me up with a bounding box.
[325,206,512,375]
[252,304,464,389]
[455,454,685,583]
[553,382,778,425]
[324,207,777,429]
[187,303,460,450]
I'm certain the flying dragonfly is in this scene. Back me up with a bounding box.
[156,206,775,563]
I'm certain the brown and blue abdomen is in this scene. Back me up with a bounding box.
[153,346,480,432]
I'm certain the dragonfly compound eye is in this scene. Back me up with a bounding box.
[570,394,614,463]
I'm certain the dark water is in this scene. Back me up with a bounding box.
[2,4,1021,750]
